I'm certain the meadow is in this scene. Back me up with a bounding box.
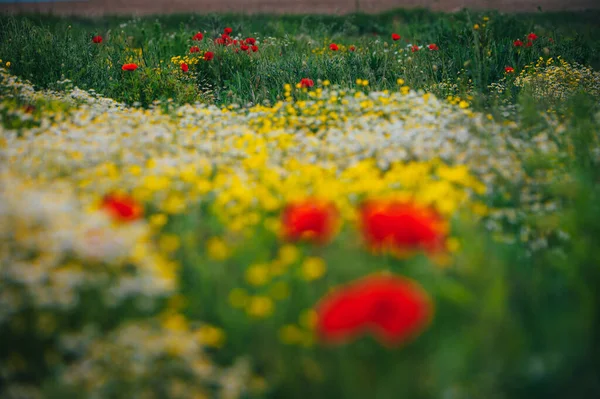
[1,8,600,399]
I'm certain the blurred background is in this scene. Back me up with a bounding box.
[0,0,599,15]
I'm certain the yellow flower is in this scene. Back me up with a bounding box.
[246,296,274,318]
[361,79,369,86]
[299,309,317,329]
[279,324,304,344]
[446,237,461,252]
[301,257,326,281]
[278,244,299,266]
[162,313,189,332]
[162,194,186,214]
[149,213,168,229]
[245,263,270,286]
[206,237,230,261]
[323,80,330,86]
[483,16,490,21]
[473,24,480,30]
[159,234,181,254]
[458,100,469,109]
[229,288,249,308]
[196,325,226,348]
[6,61,10,67]
[356,78,363,85]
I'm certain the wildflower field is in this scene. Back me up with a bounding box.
[1,8,600,399]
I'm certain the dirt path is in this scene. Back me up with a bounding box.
[1,0,599,16]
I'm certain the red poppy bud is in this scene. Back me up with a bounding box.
[121,63,138,71]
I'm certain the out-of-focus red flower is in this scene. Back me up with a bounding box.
[427,43,439,51]
[359,200,446,255]
[240,44,250,51]
[193,32,204,41]
[349,45,356,52]
[411,44,420,52]
[224,27,233,35]
[245,37,256,45]
[316,274,433,346]
[190,46,200,53]
[329,43,339,51]
[92,35,103,44]
[233,39,238,45]
[215,37,225,45]
[505,66,515,73]
[299,78,314,88]
[181,63,189,72]
[548,37,554,43]
[282,199,338,244]
[391,33,401,41]
[251,45,259,52]
[102,193,143,222]
[513,39,524,47]
[121,63,138,71]
[204,51,214,61]
[526,40,533,47]
[527,32,538,41]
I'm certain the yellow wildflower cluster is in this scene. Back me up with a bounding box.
[515,56,600,102]
[171,54,203,66]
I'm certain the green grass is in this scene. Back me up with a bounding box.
[1,9,599,108]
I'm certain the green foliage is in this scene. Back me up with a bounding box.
[1,9,599,108]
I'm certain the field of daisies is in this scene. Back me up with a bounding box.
[1,8,600,399]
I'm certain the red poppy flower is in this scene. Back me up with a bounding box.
[245,37,256,45]
[181,63,189,72]
[527,32,538,41]
[282,199,338,244]
[92,35,103,44]
[391,33,401,41]
[102,193,143,222]
[411,44,420,53]
[190,46,200,53]
[224,27,233,35]
[251,45,259,52]
[204,51,214,61]
[427,43,439,51]
[193,32,204,41]
[121,63,138,71]
[214,37,225,45]
[329,43,339,51]
[349,45,356,52]
[526,40,533,47]
[299,78,314,88]
[240,44,250,51]
[505,66,515,73]
[513,39,524,47]
[359,200,446,255]
[316,274,433,346]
